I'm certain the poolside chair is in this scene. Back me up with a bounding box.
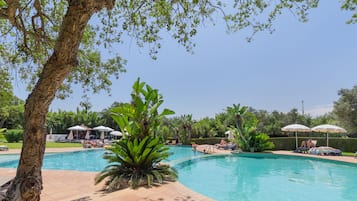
[0,145,8,151]
[225,143,237,150]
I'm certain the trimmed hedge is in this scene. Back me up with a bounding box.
[190,137,225,145]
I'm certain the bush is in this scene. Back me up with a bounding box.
[0,128,6,142]
[252,133,275,152]
[190,137,223,145]
[4,129,23,143]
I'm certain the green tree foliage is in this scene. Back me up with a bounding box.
[97,78,176,191]
[333,85,357,133]
[0,69,25,129]
[111,78,175,140]
[0,128,6,142]
[0,0,353,199]
[46,109,106,133]
[225,104,274,152]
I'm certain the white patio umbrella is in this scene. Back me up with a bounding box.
[110,131,123,136]
[311,124,347,147]
[281,124,311,149]
[67,125,86,140]
[93,126,113,132]
[67,125,86,131]
[225,130,234,141]
[93,126,113,140]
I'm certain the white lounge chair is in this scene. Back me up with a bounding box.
[0,145,8,151]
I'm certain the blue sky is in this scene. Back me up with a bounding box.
[13,1,357,120]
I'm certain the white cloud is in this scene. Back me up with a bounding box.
[305,104,333,117]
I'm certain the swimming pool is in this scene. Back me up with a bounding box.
[1,147,357,201]
[0,145,202,171]
[175,153,357,201]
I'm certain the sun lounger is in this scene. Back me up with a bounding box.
[0,145,8,151]
[309,147,342,156]
[217,143,237,150]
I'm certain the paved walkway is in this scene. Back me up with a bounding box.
[0,147,214,201]
[1,147,357,200]
[272,150,357,164]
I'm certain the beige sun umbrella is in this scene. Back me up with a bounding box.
[281,124,311,149]
[68,125,86,140]
[311,124,347,147]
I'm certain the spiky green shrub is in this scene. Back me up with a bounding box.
[95,136,177,191]
[0,128,6,142]
[4,129,23,143]
[96,78,176,191]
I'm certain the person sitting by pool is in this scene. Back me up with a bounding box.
[216,139,227,149]
[306,139,316,149]
[294,140,308,153]
[301,140,307,148]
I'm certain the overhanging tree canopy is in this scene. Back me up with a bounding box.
[1,0,356,200]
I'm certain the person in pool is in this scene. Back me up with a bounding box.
[192,142,198,152]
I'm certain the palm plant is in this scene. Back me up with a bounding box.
[228,104,274,152]
[95,136,177,190]
[181,114,193,144]
[96,78,176,191]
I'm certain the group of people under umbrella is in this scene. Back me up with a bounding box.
[281,124,347,156]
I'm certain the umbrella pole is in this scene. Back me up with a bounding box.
[326,133,329,147]
[295,132,298,149]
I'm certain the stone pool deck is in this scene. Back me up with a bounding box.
[0,147,215,201]
[1,147,357,200]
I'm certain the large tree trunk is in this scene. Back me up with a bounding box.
[5,1,114,200]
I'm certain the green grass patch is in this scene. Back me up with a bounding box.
[342,152,356,157]
[1,142,82,149]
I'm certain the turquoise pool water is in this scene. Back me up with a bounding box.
[175,154,357,201]
[2,147,357,201]
[0,145,202,171]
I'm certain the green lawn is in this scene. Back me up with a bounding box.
[342,152,356,157]
[1,142,82,149]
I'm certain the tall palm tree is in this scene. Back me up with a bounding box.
[182,114,193,144]
[226,104,249,144]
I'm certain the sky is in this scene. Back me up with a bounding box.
[12,1,357,120]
